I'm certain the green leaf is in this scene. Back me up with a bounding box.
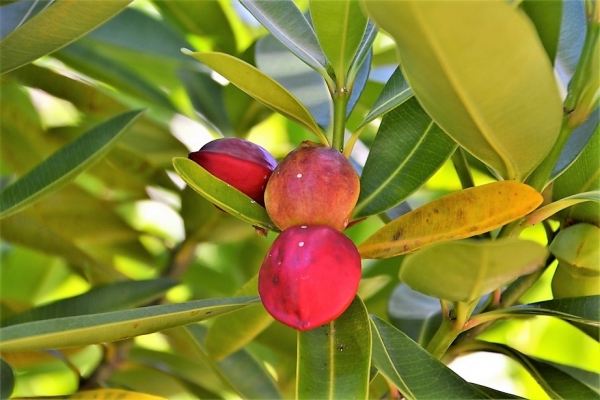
[461,340,599,399]
[551,111,598,179]
[0,0,132,74]
[521,0,563,64]
[297,297,371,400]
[370,316,483,399]
[359,66,413,128]
[205,275,273,360]
[151,0,237,54]
[400,238,548,302]
[0,0,51,39]
[553,126,600,224]
[347,20,378,84]
[0,358,15,400]
[525,191,600,227]
[552,262,600,300]
[354,98,457,218]
[470,384,523,399]
[0,109,144,219]
[472,296,600,340]
[0,296,259,352]
[550,224,600,272]
[309,0,368,83]
[363,0,563,180]
[2,279,177,326]
[184,51,328,144]
[172,157,277,231]
[186,324,282,400]
[255,34,331,127]
[358,181,543,259]
[239,0,329,77]
[387,283,442,346]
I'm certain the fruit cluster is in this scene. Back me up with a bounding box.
[189,139,362,331]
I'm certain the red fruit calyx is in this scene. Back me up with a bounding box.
[258,225,361,331]
[188,138,277,206]
[264,141,360,231]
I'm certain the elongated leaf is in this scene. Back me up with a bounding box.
[0,296,259,352]
[555,0,587,86]
[358,181,543,259]
[186,324,282,400]
[354,98,457,218]
[347,20,378,83]
[309,0,367,83]
[400,238,548,302]
[472,296,600,340]
[0,109,144,219]
[370,316,483,399]
[461,340,599,399]
[172,157,277,231]
[521,0,562,64]
[2,279,177,326]
[525,191,600,227]
[364,0,563,180]
[68,389,166,400]
[297,297,371,400]
[0,0,51,39]
[205,275,273,360]
[255,34,331,127]
[553,126,600,224]
[184,51,327,144]
[551,110,598,179]
[239,0,329,76]
[0,0,132,74]
[359,66,413,128]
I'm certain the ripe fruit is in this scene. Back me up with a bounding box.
[264,142,360,231]
[189,138,277,206]
[258,225,361,331]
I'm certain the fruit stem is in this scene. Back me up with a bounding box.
[451,147,475,189]
[332,87,350,152]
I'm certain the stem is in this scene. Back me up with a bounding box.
[525,116,573,193]
[331,88,350,152]
[425,300,476,359]
[451,148,475,189]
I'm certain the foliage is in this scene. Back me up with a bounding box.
[0,0,599,398]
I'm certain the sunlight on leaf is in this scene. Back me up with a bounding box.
[400,238,548,302]
[172,157,277,231]
[525,190,600,227]
[358,181,543,259]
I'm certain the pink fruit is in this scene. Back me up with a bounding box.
[258,225,361,331]
[189,138,277,206]
[264,141,360,231]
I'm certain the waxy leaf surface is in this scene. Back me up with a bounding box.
[0,297,259,352]
[358,181,543,259]
[172,157,277,231]
[296,297,371,400]
[0,110,144,219]
[400,238,548,302]
[370,316,483,399]
[0,0,132,74]
[184,51,327,143]
[364,0,562,180]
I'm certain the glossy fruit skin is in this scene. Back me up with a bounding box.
[264,142,360,231]
[258,225,361,331]
[189,138,277,206]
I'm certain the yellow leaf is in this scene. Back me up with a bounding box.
[358,181,542,259]
[69,389,167,400]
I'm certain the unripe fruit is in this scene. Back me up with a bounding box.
[258,225,361,331]
[264,142,360,231]
[189,138,277,206]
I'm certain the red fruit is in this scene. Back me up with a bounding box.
[258,225,361,331]
[189,138,277,206]
[264,141,360,231]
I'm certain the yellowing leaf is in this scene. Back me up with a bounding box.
[358,181,542,259]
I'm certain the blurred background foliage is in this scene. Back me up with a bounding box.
[0,0,598,399]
